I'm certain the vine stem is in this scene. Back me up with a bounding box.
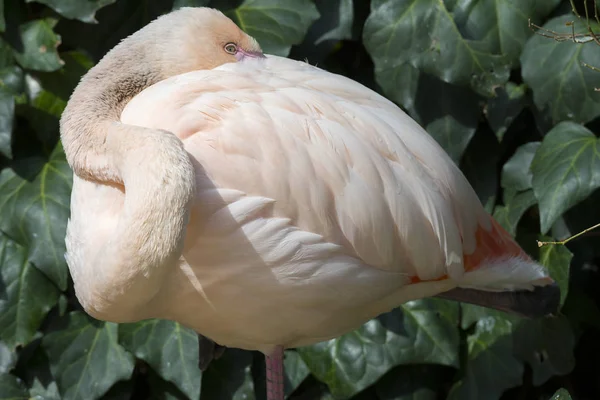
[537,222,600,247]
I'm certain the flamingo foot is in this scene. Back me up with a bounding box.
[266,345,284,400]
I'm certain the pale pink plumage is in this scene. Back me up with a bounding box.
[66,55,552,356]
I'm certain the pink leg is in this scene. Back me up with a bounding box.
[266,345,285,400]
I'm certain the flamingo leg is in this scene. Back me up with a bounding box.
[266,345,285,400]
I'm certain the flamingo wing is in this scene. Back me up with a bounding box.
[116,55,553,350]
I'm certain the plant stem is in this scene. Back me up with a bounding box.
[537,222,600,247]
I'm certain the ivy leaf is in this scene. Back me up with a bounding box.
[365,0,560,96]
[375,71,481,164]
[228,0,320,56]
[493,190,537,236]
[0,143,72,290]
[0,90,13,159]
[313,0,353,44]
[448,314,523,400]
[284,351,309,395]
[0,66,24,96]
[493,142,541,235]
[297,299,459,398]
[0,65,22,159]
[375,365,448,400]
[530,122,600,233]
[28,378,60,400]
[449,0,560,66]
[513,316,576,385]
[364,0,508,96]
[0,0,5,33]
[26,0,117,24]
[119,319,202,400]
[0,373,28,399]
[521,15,600,124]
[0,233,59,349]
[201,349,254,400]
[35,51,93,101]
[502,142,540,192]
[413,75,481,163]
[12,19,63,72]
[538,240,572,308]
[42,312,135,400]
[251,350,309,399]
[56,0,173,60]
[0,341,15,374]
[486,83,528,142]
[148,370,189,400]
[172,0,211,9]
[551,388,573,400]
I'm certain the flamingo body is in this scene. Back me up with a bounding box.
[66,55,551,355]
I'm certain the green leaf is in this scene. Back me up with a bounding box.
[448,314,523,400]
[538,240,572,308]
[0,0,5,33]
[314,0,353,44]
[119,319,201,400]
[375,365,447,400]
[29,378,60,400]
[513,315,576,385]
[0,373,28,400]
[11,339,55,389]
[415,76,481,163]
[0,65,22,158]
[373,63,420,113]
[375,71,481,163]
[521,15,600,124]
[201,349,254,400]
[35,51,93,101]
[493,142,543,234]
[0,66,24,96]
[56,0,173,60]
[551,388,573,400]
[502,142,540,192]
[0,143,72,290]
[27,0,116,24]
[228,0,320,56]
[364,0,508,96]
[530,122,600,233]
[365,0,560,96]
[298,299,459,398]
[0,90,13,159]
[493,190,537,237]
[173,0,211,10]
[148,370,189,400]
[12,19,63,72]
[460,304,521,330]
[42,312,135,400]
[0,233,59,348]
[486,83,528,141]
[0,341,15,374]
[284,351,309,395]
[449,0,559,66]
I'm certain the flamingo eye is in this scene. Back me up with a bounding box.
[224,43,237,54]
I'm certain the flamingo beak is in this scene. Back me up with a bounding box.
[236,48,265,61]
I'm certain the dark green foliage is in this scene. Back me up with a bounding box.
[0,0,595,399]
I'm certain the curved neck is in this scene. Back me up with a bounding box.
[61,59,195,316]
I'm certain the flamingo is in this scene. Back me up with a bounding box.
[60,7,560,400]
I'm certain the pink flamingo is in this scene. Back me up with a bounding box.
[60,7,559,400]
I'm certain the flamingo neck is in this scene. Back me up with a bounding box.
[61,57,195,319]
